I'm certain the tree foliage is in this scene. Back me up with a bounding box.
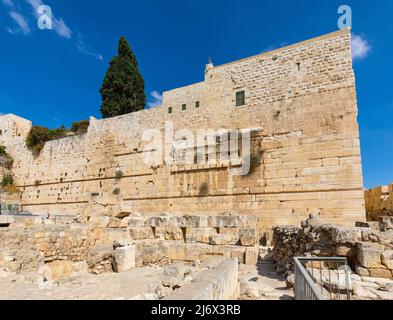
[100,37,146,118]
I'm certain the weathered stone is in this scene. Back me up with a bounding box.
[239,229,258,247]
[382,250,393,270]
[245,247,258,265]
[358,243,382,269]
[113,245,136,272]
[332,227,361,244]
[368,268,392,279]
[336,245,355,257]
[38,261,88,282]
[155,227,184,241]
[129,227,155,240]
[209,234,238,246]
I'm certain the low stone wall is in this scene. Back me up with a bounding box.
[164,257,239,300]
[0,212,259,281]
[272,215,393,279]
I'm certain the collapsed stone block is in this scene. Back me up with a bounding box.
[186,228,217,244]
[357,243,383,269]
[38,260,88,282]
[382,250,393,270]
[209,234,238,246]
[155,227,184,241]
[332,227,362,244]
[135,240,166,266]
[239,228,259,246]
[113,244,136,272]
[164,242,186,261]
[129,227,155,240]
[245,247,259,265]
[185,244,213,262]
[86,244,114,274]
[368,268,392,279]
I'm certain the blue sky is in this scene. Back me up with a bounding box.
[0,0,392,188]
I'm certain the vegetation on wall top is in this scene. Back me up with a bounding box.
[100,37,146,118]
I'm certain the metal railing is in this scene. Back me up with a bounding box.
[294,257,351,300]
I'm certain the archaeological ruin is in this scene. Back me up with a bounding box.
[1,28,392,300]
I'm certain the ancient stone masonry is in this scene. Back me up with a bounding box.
[0,212,259,281]
[365,184,393,221]
[0,28,365,234]
[272,215,393,280]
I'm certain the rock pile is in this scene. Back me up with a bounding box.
[272,214,393,280]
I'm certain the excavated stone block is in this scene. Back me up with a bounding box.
[209,234,238,246]
[245,246,259,265]
[382,250,393,270]
[369,268,392,279]
[113,245,136,272]
[185,227,217,244]
[332,227,362,244]
[129,227,155,240]
[358,243,382,269]
[155,227,184,241]
[239,228,259,246]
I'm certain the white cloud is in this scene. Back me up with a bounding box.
[2,0,14,7]
[76,36,104,61]
[351,33,371,61]
[8,10,30,34]
[148,91,163,108]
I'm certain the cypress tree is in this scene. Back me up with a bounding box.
[100,37,146,118]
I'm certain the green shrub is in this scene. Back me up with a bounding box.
[26,126,68,156]
[71,120,90,135]
[113,187,121,195]
[115,170,124,179]
[1,174,14,187]
[0,145,7,156]
[199,182,209,197]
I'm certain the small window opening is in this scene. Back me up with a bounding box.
[182,104,187,111]
[236,91,245,107]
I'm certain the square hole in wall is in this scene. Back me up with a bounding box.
[236,91,245,107]
[168,107,173,114]
[182,104,187,111]
[195,101,200,108]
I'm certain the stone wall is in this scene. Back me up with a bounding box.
[365,185,393,221]
[0,212,259,279]
[1,28,365,233]
[272,215,393,279]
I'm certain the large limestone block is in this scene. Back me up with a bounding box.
[186,227,217,244]
[245,247,259,265]
[239,228,259,246]
[357,243,382,269]
[155,227,184,241]
[382,250,393,270]
[164,242,186,261]
[86,244,114,270]
[209,234,238,246]
[368,268,392,279]
[113,245,136,272]
[135,240,166,266]
[332,227,362,244]
[129,227,155,240]
[39,261,88,282]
